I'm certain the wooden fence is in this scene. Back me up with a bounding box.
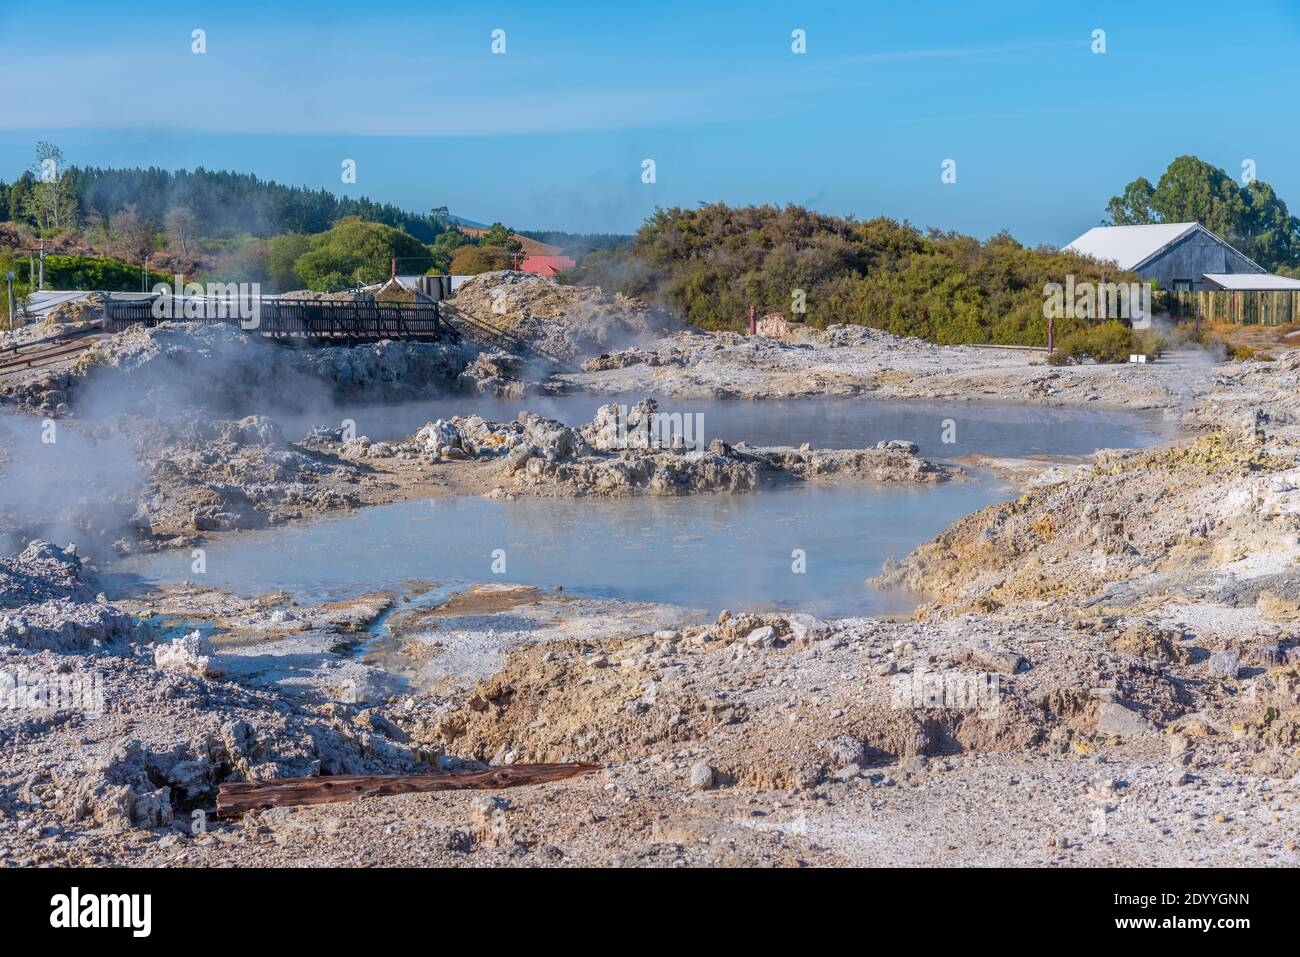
[1161,290,1299,326]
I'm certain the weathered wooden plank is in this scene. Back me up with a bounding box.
[215,763,603,818]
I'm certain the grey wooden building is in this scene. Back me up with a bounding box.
[1063,222,1296,292]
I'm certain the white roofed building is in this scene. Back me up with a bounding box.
[1202,273,1300,291]
[1063,222,1270,292]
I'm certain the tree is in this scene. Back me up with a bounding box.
[1105,177,1156,225]
[5,173,35,229]
[1242,180,1300,269]
[428,226,471,273]
[481,222,523,253]
[23,142,78,232]
[108,204,154,266]
[451,244,513,274]
[568,202,1131,345]
[164,206,198,258]
[265,232,311,291]
[293,217,432,290]
[1149,156,1248,241]
[69,165,449,241]
[85,209,112,254]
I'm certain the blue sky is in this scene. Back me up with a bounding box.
[1,0,1298,244]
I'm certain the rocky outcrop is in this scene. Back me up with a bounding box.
[370,398,958,498]
[153,630,224,678]
[73,322,476,414]
[875,428,1298,615]
[0,541,150,652]
[0,548,433,835]
[444,271,684,365]
[136,414,365,541]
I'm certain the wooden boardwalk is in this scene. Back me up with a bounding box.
[103,295,455,342]
[0,327,108,377]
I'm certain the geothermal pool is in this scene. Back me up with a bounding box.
[273,393,1166,459]
[110,398,1162,618]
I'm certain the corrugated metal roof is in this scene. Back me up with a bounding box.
[1203,273,1300,291]
[26,291,92,318]
[519,255,577,277]
[1063,223,1201,269]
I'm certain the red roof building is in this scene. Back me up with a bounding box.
[518,255,577,277]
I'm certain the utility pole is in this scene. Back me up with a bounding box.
[6,271,15,341]
[37,238,45,290]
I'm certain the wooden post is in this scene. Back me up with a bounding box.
[216,763,603,817]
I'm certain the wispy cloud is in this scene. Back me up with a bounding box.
[830,39,1085,66]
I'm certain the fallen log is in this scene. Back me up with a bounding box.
[216,763,603,818]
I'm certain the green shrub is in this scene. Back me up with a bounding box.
[450,244,513,274]
[1047,321,1152,365]
[293,217,431,289]
[306,271,351,293]
[24,254,169,292]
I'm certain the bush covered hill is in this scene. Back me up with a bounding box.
[571,203,1134,346]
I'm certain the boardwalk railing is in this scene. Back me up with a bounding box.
[1161,289,1300,326]
[103,296,451,341]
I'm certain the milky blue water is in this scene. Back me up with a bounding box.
[275,393,1165,460]
[110,398,1161,618]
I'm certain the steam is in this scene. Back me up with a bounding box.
[1140,314,1231,440]
[0,322,477,559]
[0,415,142,561]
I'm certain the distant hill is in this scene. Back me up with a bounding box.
[448,214,488,229]
[458,226,560,257]
[517,230,631,256]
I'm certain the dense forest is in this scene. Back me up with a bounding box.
[0,165,448,243]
